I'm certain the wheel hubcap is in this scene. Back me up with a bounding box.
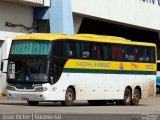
[66,92,72,102]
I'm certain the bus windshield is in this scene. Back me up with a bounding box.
[7,57,49,83]
[10,40,51,55]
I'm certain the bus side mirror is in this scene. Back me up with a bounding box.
[50,63,58,85]
[1,60,7,73]
[50,76,54,85]
[1,62,3,71]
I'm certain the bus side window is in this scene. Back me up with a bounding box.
[111,46,116,60]
[96,45,102,60]
[117,47,123,60]
[66,40,81,59]
[102,44,110,60]
[134,48,138,60]
[150,48,155,62]
[125,46,135,61]
[92,43,102,60]
[136,47,152,62]
[111,45,123,61]
[137,48,144,62]
[144,48,150,62]
[52,40,65,57]
[66,42,72,57]
[133,47,141,61]
[82,41,91,59]
[144,47,155,62]
[137,47,148,62]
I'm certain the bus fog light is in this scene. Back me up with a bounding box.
[6,86,15,91]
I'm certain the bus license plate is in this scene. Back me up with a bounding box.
[21,97,29,101]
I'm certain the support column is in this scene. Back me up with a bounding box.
[50,0,74,35]
[34,0,74,35]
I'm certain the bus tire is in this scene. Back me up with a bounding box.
[62,88,74,106]
[27,101,39,106]
[131,89,140,105]
[123,88,132,105]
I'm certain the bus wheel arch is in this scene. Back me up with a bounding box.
[62,86,76,106]
[131,86,141,105]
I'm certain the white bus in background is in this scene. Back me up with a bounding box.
[156,61,160,93]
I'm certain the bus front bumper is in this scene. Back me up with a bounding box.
[6,90,50,101]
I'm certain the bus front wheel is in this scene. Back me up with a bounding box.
[27,101,39,106]
[62,88,74,106]
[123,88,132,105]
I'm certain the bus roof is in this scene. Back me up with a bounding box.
[15,33,68,40]
[15,33,156,47]
[70,34,156,47]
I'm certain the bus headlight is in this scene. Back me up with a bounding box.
[6,86,15,91]
[35,87,48,92]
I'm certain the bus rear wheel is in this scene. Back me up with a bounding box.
[131,89,140,105]
[62,88,74,106]
[123,88,132,105]
[27,101,39,106]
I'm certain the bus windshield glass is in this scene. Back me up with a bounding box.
[7,57,49,83]
[10,40,51,55]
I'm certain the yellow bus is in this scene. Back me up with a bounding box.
[3,33,156,106]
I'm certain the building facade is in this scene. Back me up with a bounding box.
[34,0,160,60]
[34,0,160,43]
